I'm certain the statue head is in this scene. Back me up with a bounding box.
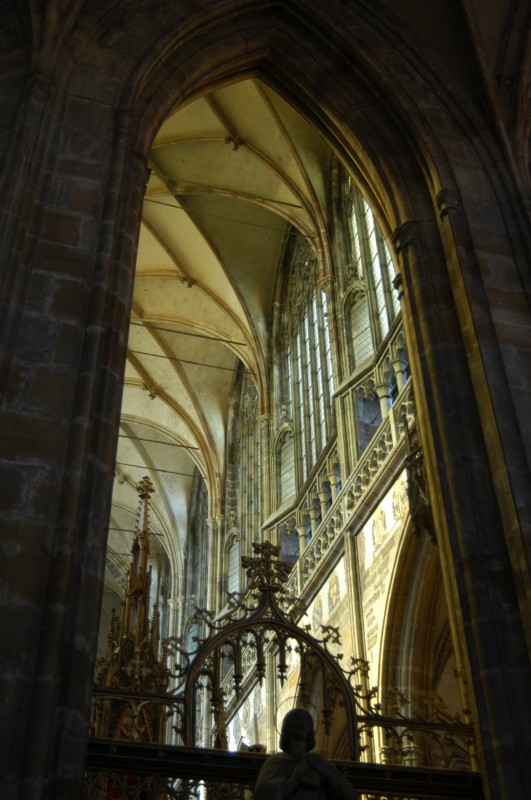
[279,708,316,753]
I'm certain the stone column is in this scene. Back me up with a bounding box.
[296,519,308,556]
[215,514,225,611]
[379,746,395,765]
[375,382,394,418]
[392,215,531,798]
[328,468,340,500]
[318,486,329,519]
[258,414,271,522]
[205,514,225,613]
[307,505,319,537]
[402,743,423,767]
[391,358,408,391]
[344,531,373,759]
[0,73,149,800]
[167,598,180,639]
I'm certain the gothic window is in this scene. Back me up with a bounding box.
[286,344,293,409]
[227,536,240,595]
[322,291,334,396]
[279,431,295,503]
[355,385,382,454]
[359,195,398,343]
[282,235,334,485]
[294,329,307,471]
[345,185,400,374]
[349,287,373,367]
[237,373,261,541]
[279,523,300,566]
[184,473,210,638]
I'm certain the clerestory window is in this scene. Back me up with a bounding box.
[236,373,261,541]
[280,236,334,486]
[345,187,400,373]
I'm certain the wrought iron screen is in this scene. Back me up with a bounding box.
[85,542,483,799]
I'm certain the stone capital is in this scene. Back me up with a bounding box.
[391,219,420,255]
[318,272,334,293]
[436,187,461,220]
[392,272,405,301]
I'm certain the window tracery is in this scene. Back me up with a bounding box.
[278,429,295,504]
[280,235,334,485]
[226,531,241,596]
[342,183,400,376]
[236,373,261,543]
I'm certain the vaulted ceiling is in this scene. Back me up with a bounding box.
[106,78,332,585]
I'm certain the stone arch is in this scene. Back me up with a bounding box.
[273,421,296,506]
[378,523,466,739]
[223,526,241,596]
[64,5,531,555]
[181,572,360,759]
[339,282,372,370]
[1,3,531,796]
[497,0,531,187]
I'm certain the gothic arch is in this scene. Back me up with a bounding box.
[71,3,531,582]
[273,420,296,506]
[223,526,241,596]
[340,283,371,371]
[2,3,531,796]
[378,520,464,724]
[179,543,359,759]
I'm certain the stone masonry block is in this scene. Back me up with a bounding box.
[34,240,91,281]
[41,211,82,246]
[1,412,66,462]
[49,278,88,322]
[0,465,27,514]
[64,95,111,136]
[26,369,73,417]
[69,184,102,217]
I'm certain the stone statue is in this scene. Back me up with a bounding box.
[254,709,357,800]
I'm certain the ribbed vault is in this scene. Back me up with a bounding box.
[110,78,331,580]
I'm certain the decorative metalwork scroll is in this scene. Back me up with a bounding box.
[87,540,480,799]
[162,541,359,757]
[92,477,171,744]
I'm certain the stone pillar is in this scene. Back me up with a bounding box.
[167,598,180,639]
[318,486,329,518]
[296,521,308,555]
[215,514,225,611]
[379,746,395,765]
[391,358,408,391]
[204,514,225,613]
[402,743,423,767]
[266,652,278,753]
[307,505,319,537]
[392,215,531,799]
[0,73,149,799]
[344,531,373,760]
[258,414,271,521]
[328,468,340,500]
[375,382,394,418]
